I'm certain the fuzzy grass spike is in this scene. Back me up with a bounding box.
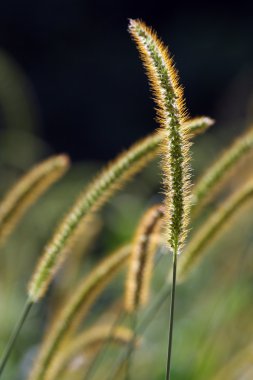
[27,116,210,303]
[184,116,214,137]
[125,204,164,312]
[27,134,161,302]
[192,127,253,214]
[0,116,212,377]
[129,19,191,253]
[27,135,161,302]
[179,179,253,280]
[129,19,192,380]
[0,154,69,248]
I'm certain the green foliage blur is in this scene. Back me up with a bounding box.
[0,46,253,380]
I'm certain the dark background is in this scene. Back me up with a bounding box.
[0,0,252,161]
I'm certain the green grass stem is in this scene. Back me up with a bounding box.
[0,300,33,377]
[165,251,177,380]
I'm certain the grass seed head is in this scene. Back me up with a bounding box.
[125,204,164,312]
[129,19,192,253]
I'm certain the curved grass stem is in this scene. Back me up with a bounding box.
[0,299,33,377]
[165,250,177,380]
[85,310,126,380]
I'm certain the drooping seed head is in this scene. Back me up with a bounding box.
[27,133,163,303]
[45,325,138,380]
[192,127,253,215]
[125,204,164,312]
[179,179,253,281]
[27,114,208,303]
[0,154,70,247]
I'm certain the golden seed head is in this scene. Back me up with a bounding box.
[129,19,192,253]
[0,154,70,247]
[45,325,138,380]
[27,133,161,303]
[125,204,164,312]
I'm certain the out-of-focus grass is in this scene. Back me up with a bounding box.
[2,127,253,380]
[0,48,253,380]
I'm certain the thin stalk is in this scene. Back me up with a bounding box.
[165,250,177,380]
[86,249,165,380]
[106,280,171,380]
[139,283,170,335]
[124,312,138,380]
[0,299,33,377]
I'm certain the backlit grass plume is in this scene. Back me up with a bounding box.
[129,19,191,253]
[125,204,164,312]
[27,136,160,303]
[45,325,137,380]
[179,179,253,280]
[129,19,192,380]
[0,154,69,247]
[27,116,209,303]
[29,245,130,380]
[184,116,214,138]
[0,115,212,378]
[192,127,253,215]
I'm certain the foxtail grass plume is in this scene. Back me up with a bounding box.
[29,245,131,380]
[129,19,191,253]
[0,155,69,247]
[125,204,164,312]
[184,116,214,137]
[27,131,168,304]
[0,115,211,378]
[45,326,137,380]
[179,179,253,281]
[27,116,209,303]
[27,133,164,303]
[192,127,253,215]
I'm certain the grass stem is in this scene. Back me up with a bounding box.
[165,250,177,380]
[124,312,138,380]
[106,281,170,380]
[0,299,33,377]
